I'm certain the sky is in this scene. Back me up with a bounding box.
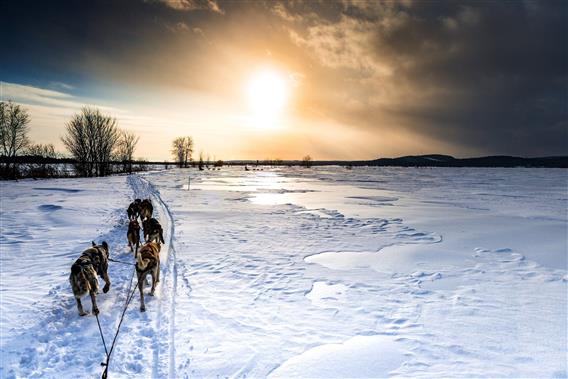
[1,0,567,161]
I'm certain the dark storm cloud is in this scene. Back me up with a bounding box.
[274,0,568,156]
[0,0,221,92]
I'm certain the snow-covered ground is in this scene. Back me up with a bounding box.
[1,167,566,378]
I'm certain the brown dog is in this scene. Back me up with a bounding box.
[127,220,141,255]
[69,241,111,316]
[136,242,161,312]
[139,199,153,221]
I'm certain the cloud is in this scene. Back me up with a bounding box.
[2,82,81,109]
[154,0,224,14]
[49,81,75,91]
[290,16,390,76]
[457,6,480,26]
[0,82,120,114]
[166,21,191,33]
[271,0,568,156]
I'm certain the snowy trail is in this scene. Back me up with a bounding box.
[1,175,179,378]
[109,174,178,378]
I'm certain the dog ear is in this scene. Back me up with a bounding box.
[92,241,96,247]
[102,241,108,250]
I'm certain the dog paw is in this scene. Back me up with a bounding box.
[79,312,88,317]
[140,307,146,312]
[103,285,110,293]
[149,292,155,296]
[93,308,100,316]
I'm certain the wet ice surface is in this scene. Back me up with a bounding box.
[1,167,566,378]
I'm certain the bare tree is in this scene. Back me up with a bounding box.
[171,136,194,168]
[302,155,313,168]
[183,137,194,167]
[116,130,139,173]
[62,107,120,177]
[171,137,185,168]
[198,151,205,170]
[27,143,57,158]
[0,101,31,177]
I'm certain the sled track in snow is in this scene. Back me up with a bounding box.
[128,174,178,378]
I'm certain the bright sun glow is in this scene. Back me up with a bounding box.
[246,69,289,129]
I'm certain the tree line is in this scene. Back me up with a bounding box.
[1,100,313,179]
[0,101,141,178]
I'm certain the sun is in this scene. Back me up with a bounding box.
[246,69,289,129]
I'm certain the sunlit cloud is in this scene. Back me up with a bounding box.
[153,0,224,14]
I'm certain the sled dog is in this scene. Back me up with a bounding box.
[143,217,165,244]
[127,199,142,220]
[139,199,153,221]
[136,242,161,312]
[127,219,141,255]
[69,241,111,316]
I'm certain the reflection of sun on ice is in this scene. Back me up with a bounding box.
[246,69,289,129]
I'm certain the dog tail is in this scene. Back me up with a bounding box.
[136,249,149,271]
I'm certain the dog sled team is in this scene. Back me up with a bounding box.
[69,197,164,316]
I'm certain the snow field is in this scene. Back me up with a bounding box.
[1,167,566,378]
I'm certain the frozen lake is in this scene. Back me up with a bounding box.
[1,167,566,378]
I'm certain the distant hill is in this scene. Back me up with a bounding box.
[228,155,568,168]
[366,155,568,168]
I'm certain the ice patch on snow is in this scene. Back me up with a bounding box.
[305,241,444,274]
[269,334,405,378]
